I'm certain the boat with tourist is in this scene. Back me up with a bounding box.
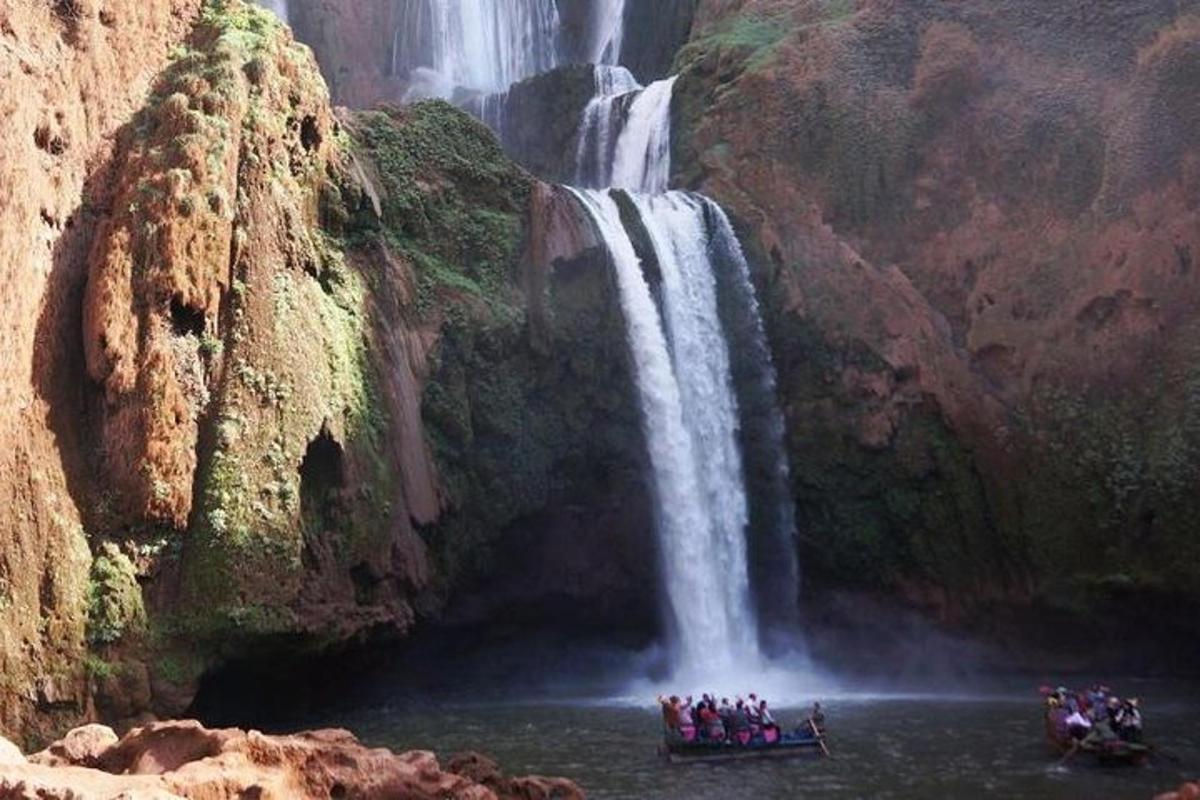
[1041,684,1153,766]
[656,694,830,764]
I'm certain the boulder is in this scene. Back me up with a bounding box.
[0,720,584,800]
[29,723,119,768]
[1156,782,1200,800]
[0,736,26,766]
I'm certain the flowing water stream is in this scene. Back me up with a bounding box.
[389,0,792,684]
[390,0,561,98]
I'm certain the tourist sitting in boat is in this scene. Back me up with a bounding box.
[677,697,697,742]
[658,695,686,735]
[758,700,781,743]
[1116,698,1143,743]
[731,700,753,745]
[1064,706,1093,740]
[698,700,725,742]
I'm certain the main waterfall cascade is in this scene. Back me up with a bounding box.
[391,1,799,683]
[391,0,561,99]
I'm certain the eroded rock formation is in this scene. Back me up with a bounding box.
[0,720,584,800]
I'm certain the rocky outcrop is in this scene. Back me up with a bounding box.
[3,0,652,740]
[0,721,584,800]
[1157,782,1200,800]
[675,0,1200,638]
[0,0,204,745]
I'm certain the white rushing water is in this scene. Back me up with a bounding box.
[258,0,289,24]
[392,0,560,99]
[384,0,799,683]
[570,188,762,676]
[610,76,677,194]
[574,66,641,188]
[590,0,627,65]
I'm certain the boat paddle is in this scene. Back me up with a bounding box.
[1055,741,1079,768]
[809,719,831,758]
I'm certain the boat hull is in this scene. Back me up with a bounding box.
[661,739,826,764]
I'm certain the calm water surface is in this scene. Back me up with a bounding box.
[326,687,1198,799]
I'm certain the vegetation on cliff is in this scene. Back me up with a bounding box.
[675,0,1200,640]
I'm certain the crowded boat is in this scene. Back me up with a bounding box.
[656,693,829,762]
[1042,684,1152,765]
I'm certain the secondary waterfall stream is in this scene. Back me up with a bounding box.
[392,0,797,682]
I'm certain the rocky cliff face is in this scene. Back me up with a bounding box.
[0,0,204,745]
[7,0,1200,744]
[675,0,1200,642]
[0,0,650,741]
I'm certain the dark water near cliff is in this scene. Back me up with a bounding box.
[321,683,1198,800]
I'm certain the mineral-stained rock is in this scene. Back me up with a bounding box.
[28,723,119,768]
[676,0,1200,636]
[0,738,25,767]
[1155,783,1200,800]
[0,721,585,800]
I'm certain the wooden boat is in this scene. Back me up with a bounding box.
[1044,709,1152,766]
[660,726,830,764]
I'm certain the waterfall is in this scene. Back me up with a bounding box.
[570,188,762,672]
[257,0,289,24]
[590,0,627,65]
[574,66,641,188]
[391,0,560,99]
[708,203,800,631]
[610,77,677,194]
[381,0,800,680]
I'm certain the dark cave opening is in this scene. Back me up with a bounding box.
[299,427,346,535]
[169,295,206,338]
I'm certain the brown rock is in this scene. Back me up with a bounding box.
[0,736,26,766]
[0,720,583,800]
[447,751,586,800]
[29,723,119,768]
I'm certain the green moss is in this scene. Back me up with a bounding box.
[674,12,789,75]
[349,103,529,319]
[86,543,146,646]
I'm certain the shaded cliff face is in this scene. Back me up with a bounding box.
[0,0,204,745]
[676,0,1200,637]
[2,0,652,739]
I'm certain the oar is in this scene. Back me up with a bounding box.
[810,720,831,758]
[1055,741,1079,767]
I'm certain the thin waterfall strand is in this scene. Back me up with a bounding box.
[575,66,641,188]
[611,77,677,194]
[708,203,800,609]
[591,0,627,64]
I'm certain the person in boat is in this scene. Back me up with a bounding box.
[677,696,697,742]
[1116,698,1143,743]
[698,699,725,742]
[1087,684,1109,720]
[746,695,762,727]
[808,702,826,735]
[758,700,781,743]
[731,699,753,745]
[718,697,734,737]
[658,695,682,734]
[1064,706,1093,741]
